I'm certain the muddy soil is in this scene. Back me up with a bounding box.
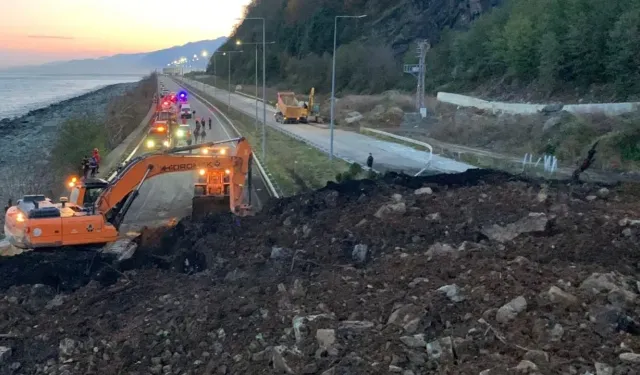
[1,169,639,375]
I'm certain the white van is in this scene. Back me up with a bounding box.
[180,103,193,119]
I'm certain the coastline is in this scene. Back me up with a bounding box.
[0,82,135,124]
[0,80,142,224]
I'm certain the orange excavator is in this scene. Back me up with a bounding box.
[3,138,254,249]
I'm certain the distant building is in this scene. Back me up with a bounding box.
[163,67,182,76]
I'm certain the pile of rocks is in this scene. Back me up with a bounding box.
[1,170,639,374]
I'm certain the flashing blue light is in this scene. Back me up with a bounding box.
[177,90,188,102]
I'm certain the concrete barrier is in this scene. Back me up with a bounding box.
[437,92,640,116]
[100,104,155,181]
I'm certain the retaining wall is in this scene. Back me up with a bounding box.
[437,92,640,116]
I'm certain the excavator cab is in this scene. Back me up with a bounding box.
[68,178,109,211]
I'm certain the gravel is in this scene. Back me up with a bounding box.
[0,169,639,374]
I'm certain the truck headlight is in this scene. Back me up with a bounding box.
[163,140,170,147]
[177,129,184,137]
[146,140,155,148]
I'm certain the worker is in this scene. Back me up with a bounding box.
[366,153,374,170]
[92,148,101,174]
[208,117,212,129]
[81,156,90,179]
[200,127,207,140]
[89,155,98,178]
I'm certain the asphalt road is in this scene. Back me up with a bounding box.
[119,76,270,232]
[178,77,474,174]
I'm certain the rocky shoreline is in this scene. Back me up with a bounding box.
[0,81,140,224]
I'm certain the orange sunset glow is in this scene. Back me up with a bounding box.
[0,0,252,67]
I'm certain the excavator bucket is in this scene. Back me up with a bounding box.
[191,171,232,220]
[191,195,231,219]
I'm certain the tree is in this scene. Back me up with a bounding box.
[538,31,562,92]
[606,9,640,97]
[502,15,538,79]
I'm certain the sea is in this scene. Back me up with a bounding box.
[0,73,145,120]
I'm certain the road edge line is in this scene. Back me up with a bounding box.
[176,79,280,199]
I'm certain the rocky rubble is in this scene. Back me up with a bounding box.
[1,169,640,374]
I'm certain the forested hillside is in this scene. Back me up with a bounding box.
[428,0,640,101]
[210,0,640,101]
[208,0,500,94]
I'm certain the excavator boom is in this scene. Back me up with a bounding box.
[3,138,254,249]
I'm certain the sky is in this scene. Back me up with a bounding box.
[0,0,252,68]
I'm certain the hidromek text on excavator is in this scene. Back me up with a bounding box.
[3,137,255,250]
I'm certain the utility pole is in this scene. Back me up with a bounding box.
[330,14,367,161]
[403,39,430,117]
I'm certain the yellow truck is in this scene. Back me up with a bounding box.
[274,88,322,124]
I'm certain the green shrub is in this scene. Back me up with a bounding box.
[52,115,109,175]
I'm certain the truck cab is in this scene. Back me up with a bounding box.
[180,103,193,119]
[145,122,172,150]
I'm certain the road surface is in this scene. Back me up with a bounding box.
[177,77,473,174]
[119,76,269,232]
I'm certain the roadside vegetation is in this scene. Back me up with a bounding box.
[51,74,157,177]
[426,0,640,102]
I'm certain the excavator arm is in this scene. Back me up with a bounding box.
[97,137,252,227]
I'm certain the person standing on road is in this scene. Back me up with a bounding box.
[81,156,90,179]
[200,125,207,140]
[89,155,98,177]
[366,153,374,170]
[208,117,212,130]
[92,148,101,174]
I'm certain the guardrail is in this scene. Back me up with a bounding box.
[104,103,156,182]
[174,78,281,198]
[360,127,433,177]
[190,79,274,105]
[177,77,375,173]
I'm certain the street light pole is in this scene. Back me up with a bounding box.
[213,56,217,96]
[218,50,243,112]
[240,17,267,161]
[329,14,366,161]
[262,19,266,162]
[237,40,276,131]
[255,46,258,130]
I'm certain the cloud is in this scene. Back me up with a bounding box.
[27,35,75,40]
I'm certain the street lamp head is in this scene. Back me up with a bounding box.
[357,14,367,18]
[236,40,242,45]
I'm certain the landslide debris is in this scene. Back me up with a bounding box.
[1,169,640,375]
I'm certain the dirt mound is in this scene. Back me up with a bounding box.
[1,170,640,375]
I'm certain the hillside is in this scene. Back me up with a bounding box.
[1,38,227,75]
[216,0,640,102]
[209,0,502,95]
